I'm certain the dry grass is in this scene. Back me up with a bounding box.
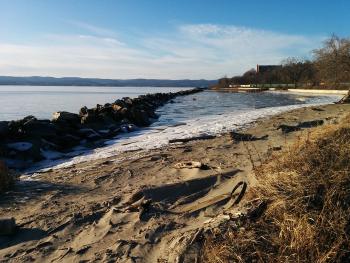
[203,115,350,263]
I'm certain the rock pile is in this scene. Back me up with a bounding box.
[0,88,203,169]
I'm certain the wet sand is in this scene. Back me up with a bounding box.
[1,103,349,262]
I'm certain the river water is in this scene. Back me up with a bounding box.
[0,86,191,121]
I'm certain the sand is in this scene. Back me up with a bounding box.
[1,103,349,262]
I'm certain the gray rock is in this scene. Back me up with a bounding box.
[0,121,9,137]
[23,120,57,138]
[0,161,13,193]
[52,111,80,124]
[7,142,33,151]
[50,134,81,150]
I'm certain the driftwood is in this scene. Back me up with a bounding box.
[169,135,216,143]
[338,90,350,104]
[278,119,324,134]
[230,131,268,142]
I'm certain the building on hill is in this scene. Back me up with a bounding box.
[256,64,282,74]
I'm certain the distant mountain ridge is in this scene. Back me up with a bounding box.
[0,76,217,87]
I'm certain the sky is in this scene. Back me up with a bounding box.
[0,0,349,79]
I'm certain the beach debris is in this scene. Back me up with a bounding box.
[138,199,152,221]
[184,181,247,215]
[298,119,324,128]
[247,200,268,220]
[311,107,325,111]
[169,134,216,143]
[0,217,17,235]
[278,124,301,133]
[75,245,91,255]
[229,181,247,206]
[230,131,268,142]
[338,90,350,104]
[174,161,209,169]
[278,119,324,133]
[271,146,282,151]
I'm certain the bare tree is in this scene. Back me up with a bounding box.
[313,34,350,86]
[281,57,314,87]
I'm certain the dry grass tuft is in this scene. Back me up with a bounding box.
[203,115,350,263]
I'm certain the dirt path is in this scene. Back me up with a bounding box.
[1,104,349,262]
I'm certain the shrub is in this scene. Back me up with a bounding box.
[203,115,350,262]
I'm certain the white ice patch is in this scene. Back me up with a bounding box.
[24,93,341,174]
[40,103,327,170]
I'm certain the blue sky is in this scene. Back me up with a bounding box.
[0,0,349,79]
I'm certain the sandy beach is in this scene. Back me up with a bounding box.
[1,103,349,262]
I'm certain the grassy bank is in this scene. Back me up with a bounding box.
[203,114,350,262]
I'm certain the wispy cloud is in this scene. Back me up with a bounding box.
[67,20,118,38]
[0,23,324,79]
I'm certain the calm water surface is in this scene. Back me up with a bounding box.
[0,86,191,121]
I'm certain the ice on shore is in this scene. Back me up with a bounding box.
[25,92,341,173]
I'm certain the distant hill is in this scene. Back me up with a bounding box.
[0,76,217,87]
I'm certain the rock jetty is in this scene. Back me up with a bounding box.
[0,88,203,169]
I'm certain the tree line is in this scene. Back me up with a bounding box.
[217,35,350,89]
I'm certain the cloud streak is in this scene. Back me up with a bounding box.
[0,23,324,79]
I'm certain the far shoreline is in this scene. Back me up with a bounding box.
[210,87,348,95]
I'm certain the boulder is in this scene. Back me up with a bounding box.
[123,97,133,106]
[120,125,129,133]
[98,112,116,124]
[129,108,150,126]
[7,142,33,151]
[52,111,80,124]
[99,105,113,114]
[81,114,99,125]
[127,124,138,132]
[23,119,57,138]
[0,121,9,137]
[0,161,13,193]
[7,120,24,137]
[50,134,81,150]
[78,128,102,140]
[79,106,88,116]
[120,107,128,116]
[22,115,37,124]
[112,104,122,112]
[7,140,43,161]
